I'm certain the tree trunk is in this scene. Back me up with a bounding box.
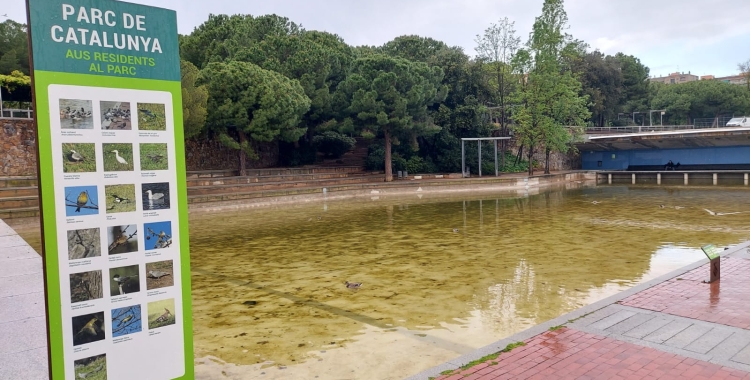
[515,145,524,166]
[384,129,393,182]
[527,145,534,176]
[238,130,247,176]
[544,148,551,174]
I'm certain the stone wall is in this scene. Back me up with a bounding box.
[1,119,37,177]
[508,141,582,171]
[184,137,279,171]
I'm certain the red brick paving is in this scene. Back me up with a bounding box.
[433,328,750,380]
[619,257,750,329]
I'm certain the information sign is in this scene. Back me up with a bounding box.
[26,1,193,378]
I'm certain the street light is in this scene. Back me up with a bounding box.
[649,109,666,126]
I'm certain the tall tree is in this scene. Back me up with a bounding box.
[615,53,651,118]
[475,18,521,168]
[739,59,750,90]
[651,80,750,125]
[570,51,624,127]
[512,0,590,175]
[199,61,310,174]
[0,20,29,74]
[180,60,208,139]
[333,55,447,181]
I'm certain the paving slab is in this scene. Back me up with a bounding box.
[0,256,42,278]
[0,244,40,261]
[0,234,29,248]
[0,347,49,380]
[0,316,47,355]
[0,292,46,324]
[733,344,750,366]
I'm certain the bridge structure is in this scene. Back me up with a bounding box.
[576,125,750,171]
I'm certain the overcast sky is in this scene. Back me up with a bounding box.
[6,0,750,77]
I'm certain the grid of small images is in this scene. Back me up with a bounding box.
[50,85,182,379]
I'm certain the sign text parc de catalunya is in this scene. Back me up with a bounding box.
[50,4,163,76]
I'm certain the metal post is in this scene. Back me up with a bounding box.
[494,140,498,177]
[745,173,749,186]
[657,173,661,185]
[713,173,718,186]
[478,140,482,177]
[632,173,636,184]
[684,173,689,186]
[461,140,465,178]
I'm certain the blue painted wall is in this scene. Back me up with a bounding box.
[581,146,750,170]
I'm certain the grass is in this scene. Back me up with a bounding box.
[74,355,106,380]
[137,102,166,130]
[140,143,168,171]
[549,325,565,331]
[148,298,176,329]
[105,184,136,213]
[438,341,528,378]
[102,143,134,172]
[62,143,96,173]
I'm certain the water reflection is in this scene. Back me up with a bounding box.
[188,185,749,378]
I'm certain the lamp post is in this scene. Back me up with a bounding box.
[649,109,666,126]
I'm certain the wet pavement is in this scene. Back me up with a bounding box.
[421,245,750,380]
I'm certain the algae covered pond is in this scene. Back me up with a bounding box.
[188,185,750,379]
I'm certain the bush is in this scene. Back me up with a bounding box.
[364,144,385,170]
[312,131,356,158]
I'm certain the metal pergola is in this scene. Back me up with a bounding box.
[461,137,512,178]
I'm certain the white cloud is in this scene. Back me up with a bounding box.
[6,0,750,76]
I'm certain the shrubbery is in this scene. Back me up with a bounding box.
[312,131,356,158]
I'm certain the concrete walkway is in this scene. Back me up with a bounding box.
[410,242,750,380]
[0,218,48,379]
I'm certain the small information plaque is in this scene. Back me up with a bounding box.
[701,244,722,260]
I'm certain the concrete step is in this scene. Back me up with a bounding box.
[0,196,39,209]
[186,166,364,178]
[0,176,37,188]
[185,172,368,187]
[0,187,38,198]
[0,207,40,219]
[187,174,383,196]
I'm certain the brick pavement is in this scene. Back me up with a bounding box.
[620,258,750,330]
[436,328,750,380]
[429,256,750,380]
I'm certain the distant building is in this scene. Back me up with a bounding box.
[700,75,715,80]
[714,74,747,85]
[650,72,699,84]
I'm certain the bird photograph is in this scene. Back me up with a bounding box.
[73,354,106,380]
[61,143,96,173]
[71,312,105,346]
[109,265,140,296]
[142,182,171,210]
[137,102,167,130]
[111,305,142,337]
[144,221,173,250]
[59,99,94,129]
[148,298,176,329]
[67,228,101,260]
[69,270,103,303]
[64,186,99,217]
[107,225,138,254]
[139,143,169,171]
[104,184,136,214]
[100,100,132,130]
[102,143,134,172]
[146,260,174,290]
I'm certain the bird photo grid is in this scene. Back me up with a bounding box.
[47,85,185,379]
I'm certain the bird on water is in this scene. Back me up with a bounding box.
[345,281,362,289]
[146,189,165,200]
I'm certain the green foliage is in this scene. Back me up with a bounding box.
[180,60,208,139]
[512,0,590,175]
[334,54,447,180]
[651,80,750,124]
[199,60,311,157]
[0,70,30,91]
[0,20,29,74]
[312,131,356,158]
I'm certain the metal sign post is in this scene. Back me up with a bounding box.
[701,244,722,283]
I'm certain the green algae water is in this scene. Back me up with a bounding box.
[9,184,750,379]
[187,184,750,379]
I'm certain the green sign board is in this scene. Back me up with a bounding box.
[701,244,721,260]
[27,1,193,378]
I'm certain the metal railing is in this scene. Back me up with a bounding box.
[584,125,733,134]
[0,108,34,119]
